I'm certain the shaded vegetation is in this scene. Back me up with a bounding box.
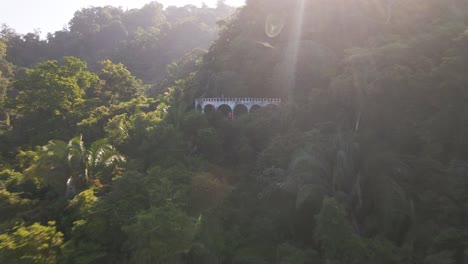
[1,0,468,263]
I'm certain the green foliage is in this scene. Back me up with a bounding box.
[366,238,409,264]
[61,165,196,263]
[25,139,69,196]
[1,0,468,264]
[424,251,456,264]
[60,201,122,264]
[0,169,39,197]
[276,243,320,264]
[67,189,97,219]
[0,169,22,190]
[123,203,201,263]
[16,150,38,171]
[12,57,98,145]
[315,197,367,264]
[191,172,230,213]
[94,60,143,104]
[14,57,97,116]
[26,136,124,196]
[103,113,130,145]
[78,96,156,142]
[87,138,125,183]
[0,40,12,110]
[194,127,224,160]
[3,4,234,84]
[0,189,33,224]
[0,221,63,264]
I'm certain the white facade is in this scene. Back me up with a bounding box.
[195,98,281,116]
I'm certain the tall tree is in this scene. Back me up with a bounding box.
[0,39,13,114]
[12,57,98,145]
[94,60,143,104]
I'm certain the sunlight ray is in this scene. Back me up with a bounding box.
[285,0,306,95]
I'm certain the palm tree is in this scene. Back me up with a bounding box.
[66,136,87,196]
[27,136,125,197]
[26,139,69,196]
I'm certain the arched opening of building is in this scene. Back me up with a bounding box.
[234,104,249,118]
[196,98,282,118]
[250,105,261,112]
[204,104,215,113]
[217,104,233,119]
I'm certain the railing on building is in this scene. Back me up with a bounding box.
[195,98,282,119]
[198,98,281,103]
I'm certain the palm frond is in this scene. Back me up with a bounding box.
[88,139,125,179]
[67,135,86,169]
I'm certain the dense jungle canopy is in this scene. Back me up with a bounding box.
[1,0,468,263]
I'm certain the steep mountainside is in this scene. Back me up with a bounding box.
[1,0,468,263]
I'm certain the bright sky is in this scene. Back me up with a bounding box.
[0,0,245,36]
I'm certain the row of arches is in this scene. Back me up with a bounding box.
[198,104,262,118]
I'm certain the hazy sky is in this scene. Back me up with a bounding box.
[0,0,245,36]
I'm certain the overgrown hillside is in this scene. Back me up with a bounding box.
[1,1,234,83]
[1,0,468,263]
